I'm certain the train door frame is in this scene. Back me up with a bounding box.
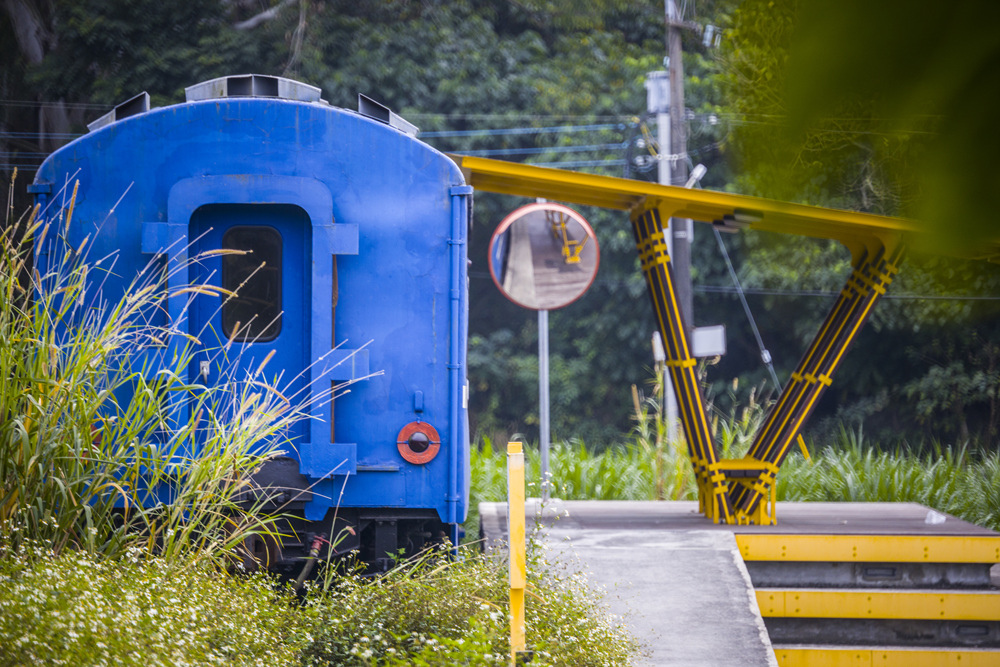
[150,174,362,485]
[188,204,311,443]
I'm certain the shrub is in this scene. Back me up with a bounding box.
[301,543,638,666]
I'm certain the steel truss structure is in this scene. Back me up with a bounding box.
[453,154,991,524]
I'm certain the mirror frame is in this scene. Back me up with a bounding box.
[488,202,600,311]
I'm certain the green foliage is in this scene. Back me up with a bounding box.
[469,432,1000,534]
[2,0,748,447]
[10,0,999,455]
[472,436,696,508]
[719,0,1000,447]
[721,0,922,214]
[468,379,1000,533]
[29,0,231,107]
[468,374,776,509]
[785,0,1000,252]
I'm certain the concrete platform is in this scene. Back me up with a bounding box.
[478,501,1000,666]
[485,500,997,537]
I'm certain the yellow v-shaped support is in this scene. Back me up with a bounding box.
[632,205,734,522]
[452,155,997,524]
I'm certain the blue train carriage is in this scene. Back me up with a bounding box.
[30,75,471,570]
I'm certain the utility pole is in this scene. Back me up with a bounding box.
[666,0,693,330]
[645,71,678,440]
[644,0,694,442]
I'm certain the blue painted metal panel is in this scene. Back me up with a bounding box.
[32,94,470,528]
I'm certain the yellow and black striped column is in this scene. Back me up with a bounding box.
[732,241,904,514]
[632,207,734,523]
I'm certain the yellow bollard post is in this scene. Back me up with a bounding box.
[508,441,526,666]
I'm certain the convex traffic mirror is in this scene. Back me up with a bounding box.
[488,203,600,310]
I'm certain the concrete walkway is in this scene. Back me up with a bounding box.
[480,500,778,666]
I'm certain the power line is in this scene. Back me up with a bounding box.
[0,131,82,139]
[528,158,626,169]
[694,284,1000,301]
[406,112,631,122]
[420,122,628,138]
[453,142,627,158]
[469,272,1000,302]
[0,99,109,110]
[1,99,937,130]
[724,117,936,136]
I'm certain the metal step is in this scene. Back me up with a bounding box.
[736,533,1000,565]
[771,644,1000,666]
[746,561,994,589]
[741,529,1000,661]
[767,618,1000,648]
[758,588,1000,648]
[757,588,1000,620]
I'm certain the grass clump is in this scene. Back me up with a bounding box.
[0,539,637,667]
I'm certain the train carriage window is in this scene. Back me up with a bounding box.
[222,226,282,341]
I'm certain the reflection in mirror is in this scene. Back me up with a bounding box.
[489,203,600,310]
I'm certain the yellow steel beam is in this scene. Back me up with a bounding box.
[774,647,1000,667]
[631,207,733,522]
[758,588,1000,620]
[732,244,903,514]
[736,534,1000,563]
[450,155,1000,524]
[448,155,990,258]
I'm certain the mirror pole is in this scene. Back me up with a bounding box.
[538,308,551,502]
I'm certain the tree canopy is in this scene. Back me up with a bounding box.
[4,0,998,448]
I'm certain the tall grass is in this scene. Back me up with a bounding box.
[472,437,695,507]
[1,538,638,667]
[469,377,769,508]
[471,387,1000,533]
[302,543,637,666]
[779,429,1000,531]
[0,176,309,568]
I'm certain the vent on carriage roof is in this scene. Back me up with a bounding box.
[86,91,151,132]
[184,74,323,103]
[358,94,419,137]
